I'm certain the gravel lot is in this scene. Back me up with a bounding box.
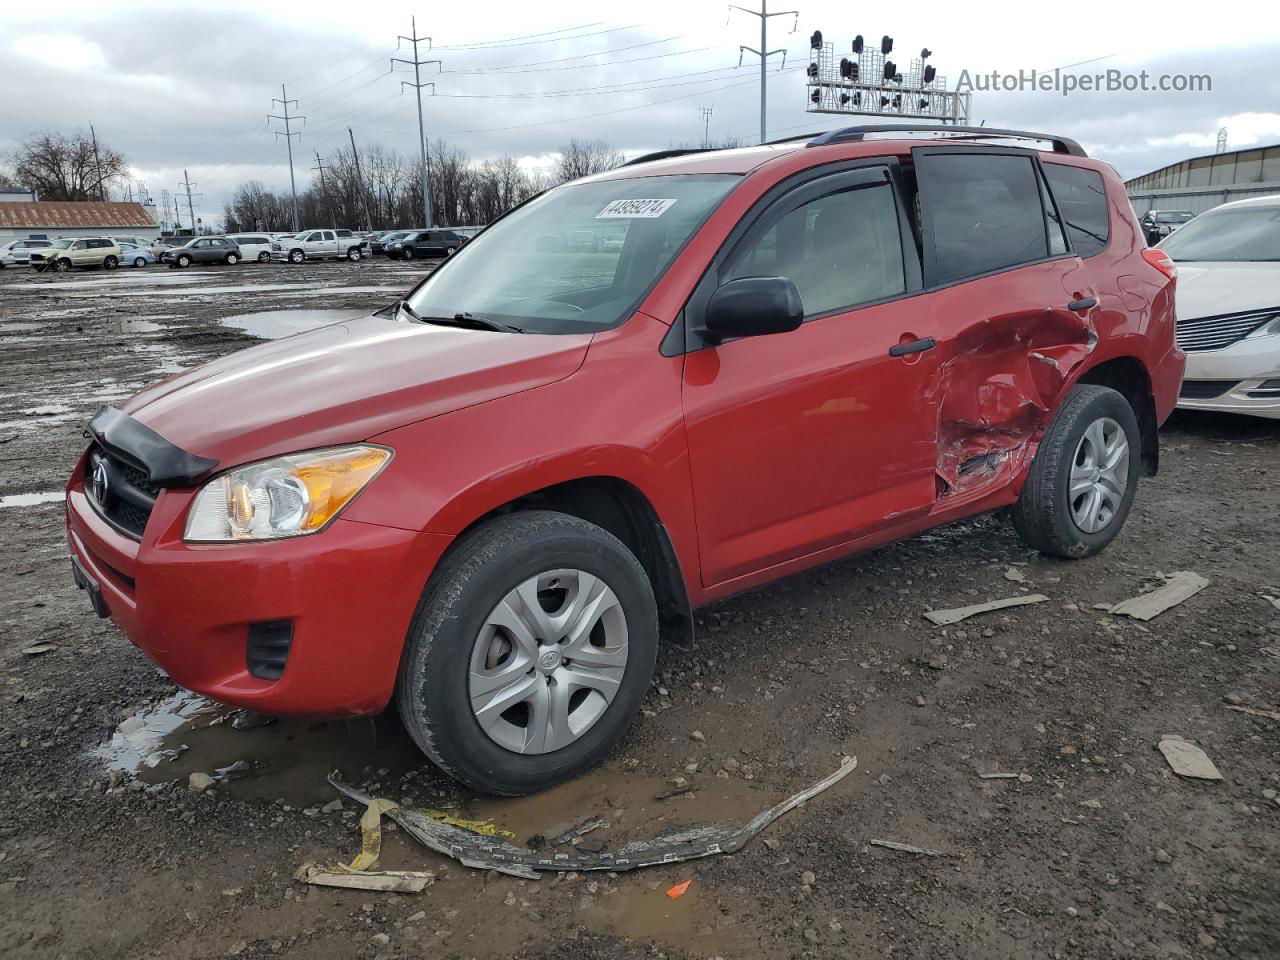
[1,258,1278,959]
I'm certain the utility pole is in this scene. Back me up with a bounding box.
[347,128,375,232]
[269,85,304,231]
[89,123,106,200]
[392,18,441,228]
[180,170,199,232]
[698,106,714,147]
[312,151,330,208]
[731,1,798,144]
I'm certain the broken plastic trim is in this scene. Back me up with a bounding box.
[326,754,857,880]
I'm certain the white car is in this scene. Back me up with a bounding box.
[0,238,53,267]
[1160,194,1280,419]
[226,233,274,263]
[270,229,364,264]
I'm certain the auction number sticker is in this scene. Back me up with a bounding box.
[595,198,678,219]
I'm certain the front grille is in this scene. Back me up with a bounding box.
[1176,308,1277,352]
[1179,380,1238,400]
[84,443,160,538]
[1249,377,1280,399]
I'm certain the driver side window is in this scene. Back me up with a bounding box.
[723,180,906,318]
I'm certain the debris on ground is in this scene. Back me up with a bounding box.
[294,863,434,893]
[923,594,1049,625]
[979,772,1032,782]
[1224,704,1280,721]
[868,839,946,856]
[655,784,695,801]
[1158,736,1223,781]
[1109,571,1209,620]
[1261,593,1280,611]
[1004,567,1028,583]
[666,879,692,899]
[325,755,858,879]
[422,810,515,839]
[188,772,214,793]
[21,643,56,656]
[545,816,608,849]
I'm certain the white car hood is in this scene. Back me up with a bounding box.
[1175,262,1280,320]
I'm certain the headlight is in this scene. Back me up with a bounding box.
[1246,315,1280,339]
[184,445,392,542]
[391,242,403,248]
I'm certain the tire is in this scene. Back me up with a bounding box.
[396,510,659,795]
[445,246,456,256]
[225,253,239,265]
[133,257,147,268]
[402,247,414,260]
[289,249,304,264]
[56,258,72,272]
[103,256,118,270]
[257,251,270,263]
[1011,384,1141,558]
[346,246,361,262]
[177,254,191,268]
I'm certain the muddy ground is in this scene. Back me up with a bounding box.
[0,257,1277,960]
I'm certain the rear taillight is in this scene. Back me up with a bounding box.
[1141,248,1177,281]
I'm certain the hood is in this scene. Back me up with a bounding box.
[121,312,591,466]
[1173,262,1280,320]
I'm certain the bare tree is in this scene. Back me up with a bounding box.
[9,131,128,201]
[553,139,624,184]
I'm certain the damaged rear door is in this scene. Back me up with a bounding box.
[911,146,1097,497]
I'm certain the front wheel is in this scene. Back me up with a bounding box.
[55,258,72,272]
[346,246,361,262]
[257,251,270,263]
[396,511,658,795]
[402,247,414,260]
[1012,384,1141,558]
[176,254,191,268]
[103,256,118,270]
[288,249,304,264]
[134,257,147,268]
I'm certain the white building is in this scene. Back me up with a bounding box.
[0,200,161,244]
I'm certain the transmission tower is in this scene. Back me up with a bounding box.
[698,106,714,147]
[392,18,441,228]
[179,170,202,232]
[269,85,304,231]
[731,1,799,144]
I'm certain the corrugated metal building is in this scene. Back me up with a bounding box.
[1125,142,1280,215]
[0,201,160,244]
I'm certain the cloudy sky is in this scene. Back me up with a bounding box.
[4,0,1279,226]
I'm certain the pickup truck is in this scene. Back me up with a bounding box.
[270,229,365,264]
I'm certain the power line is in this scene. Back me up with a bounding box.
[730,0,799,144]
[268,84,305,231]
[441,34,686,74]
[433,22,639,51]
[392,17,441,229]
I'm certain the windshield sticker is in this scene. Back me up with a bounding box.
[595,198,678,219]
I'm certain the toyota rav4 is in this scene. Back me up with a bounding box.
[66,125,1184,795]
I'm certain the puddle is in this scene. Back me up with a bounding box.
[218,308,371,339]
[109,319,162,334]
[0,491,65,508]
[95,691,422,805]
[9,272,221,290]
[61,284,407,299]
[1,322,39,332]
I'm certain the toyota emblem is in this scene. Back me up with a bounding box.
[91,459,109,503]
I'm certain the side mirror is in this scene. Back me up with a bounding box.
[704,276,804,340]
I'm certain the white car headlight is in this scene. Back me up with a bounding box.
[184,445,392,542]
[1245,314,1280,339]
[391,242,403,248]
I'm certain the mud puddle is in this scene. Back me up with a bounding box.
[218,308,370,339]
[0,491,65,508]
[109,319,163,334]
[95,691,422,805]
[9,271,222,289]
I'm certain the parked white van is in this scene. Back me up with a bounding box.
[226,233,274,263]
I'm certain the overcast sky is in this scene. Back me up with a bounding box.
[4,0,1279,226]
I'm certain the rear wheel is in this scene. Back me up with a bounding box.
[225,253,239,265]
[103,256,118,270]
[289,249,304,264]
[257,251,270,263]
[396,511,658,795]
[1011,384,1141,558]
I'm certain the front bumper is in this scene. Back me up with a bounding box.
[65,455,453,716]
[1177,334,1280,419]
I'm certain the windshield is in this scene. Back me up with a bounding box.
[1160,207,1280,262]
[1155,212,1193,223]
[50,239,73,249]
[406,174,740,333]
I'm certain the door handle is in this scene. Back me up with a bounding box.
[888,337,936,357]
[1067,296,1098,312]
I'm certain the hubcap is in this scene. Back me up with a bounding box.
[468,568,628,755]
[1069,416,1129,534]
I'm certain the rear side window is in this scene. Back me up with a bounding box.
[1043,164,1110,257]
[919,152,1049,285]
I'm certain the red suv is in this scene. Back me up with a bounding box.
[66,126,1183,795]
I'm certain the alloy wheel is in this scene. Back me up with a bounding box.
[1069,416,1129,533]
[468,568,628,755]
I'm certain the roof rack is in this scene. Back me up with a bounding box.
[805,124,1087,157]
[621,148,713,168]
